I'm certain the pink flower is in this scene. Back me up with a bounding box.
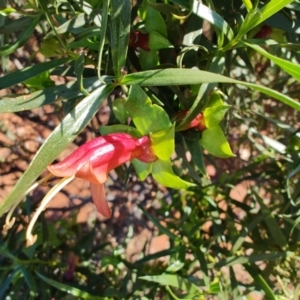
[48,133,157,218]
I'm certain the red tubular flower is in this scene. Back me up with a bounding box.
[48,133,157,218]
[173,110,206,131]
[254,25,272,39]
[129,30,150,51]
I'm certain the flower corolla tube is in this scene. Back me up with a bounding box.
[48,133,157,217]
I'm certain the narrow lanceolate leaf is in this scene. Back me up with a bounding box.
[36,272,104,300]
[0,58,71,90]
[44,13,95,38]
[0,16,33,34]
[110,0,131,79]
[74,54,89,95]
[121,69,300,111]
[138,205,178,240]
[0,16,40,55]
[193,2,234,42]
[244,265,277,300]
[139,274,199,294]
[236,0,294,38]
[0,77,113,113]
[184,138,206,175]
[0,84,114,218]
[252,190,287,249]
[244,41,300,81]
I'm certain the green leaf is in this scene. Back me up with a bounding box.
[203,105,230,128]
[234,0,293,39]
[169,0,190,9]
[44,12,96,38]
[36,272,104,299]
[192,2,234,42]
[139,274,199,293]
[0,16,33,34]
[244,265,277,300]
[244,41,300,81]
[0,268,21,298]
[166,261,185,273]
[0,16,40,55]
[112,98,129,123]
[110,0,131,79]
[125,85,171,135]
[209,252,291,269]
[184,138,207,176]
[0,57,71,90]
[201,126,235,158]
[0,76,112,113]
[20,267,38,294]
[121,68,300,111]
[139,205,178,240]
[152,159,195,189]
[150,124,175,160]
[252,190,288,249]
[0,84,114,218]
[135,247,180,265]
[97,0,109,79]
[74,54,89,95]
[146,1,180,16]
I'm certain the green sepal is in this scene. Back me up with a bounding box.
[152,159,196,189]
[99,125,142,138]
[204,105,230,128]
[125,85,171,135]
[149,31,172,50]
[201,125,235,158]
[205,90,224,108]
[144,1,167,36]
[150,124,175,160]
[132,159,152,180]
[270,28,286,43]
[112,98,129,123]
